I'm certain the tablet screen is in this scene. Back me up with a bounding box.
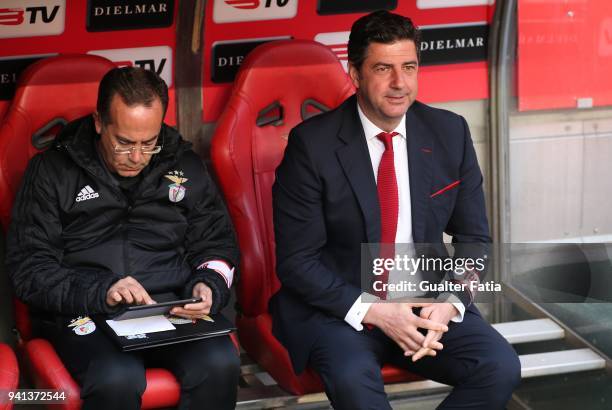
[111,293,201,321]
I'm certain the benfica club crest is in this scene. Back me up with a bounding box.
[165,170,188,203]
[68,316,96,336]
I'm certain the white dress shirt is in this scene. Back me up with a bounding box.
[344,104,464,331]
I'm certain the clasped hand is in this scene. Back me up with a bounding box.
[363,301,458,362]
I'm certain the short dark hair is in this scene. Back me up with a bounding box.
[96,66,169,126]
[348,10,421,71]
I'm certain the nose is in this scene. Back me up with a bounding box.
[390,67,405,89]
[128,148,143,163]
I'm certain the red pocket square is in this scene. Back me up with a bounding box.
[430,180,461,198]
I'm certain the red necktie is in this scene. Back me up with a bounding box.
[374,131,399,300]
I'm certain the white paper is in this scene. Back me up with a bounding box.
[106,315,175,336]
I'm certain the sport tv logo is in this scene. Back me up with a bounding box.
[213,0,297,24]
[0,0,65,39]
[86,0,174,32]
[225,0,259,9]
[87,46,173,87]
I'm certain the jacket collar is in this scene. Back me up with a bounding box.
[336,95,381,243]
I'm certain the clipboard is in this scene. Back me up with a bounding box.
[97,292,235,351]
[96,313,235,351]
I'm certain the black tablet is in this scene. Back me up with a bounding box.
[111,295,202,321]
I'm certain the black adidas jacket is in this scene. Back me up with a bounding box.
[6,116,239,317]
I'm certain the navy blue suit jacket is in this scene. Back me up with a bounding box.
[270,95,490,373]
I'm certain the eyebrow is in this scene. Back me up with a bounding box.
[115,134,158,144]
[373,60,418,67]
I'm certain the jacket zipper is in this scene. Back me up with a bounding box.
[122,200,133,277]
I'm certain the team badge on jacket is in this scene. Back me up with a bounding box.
[165,170,189,203]
[68,316,96,336]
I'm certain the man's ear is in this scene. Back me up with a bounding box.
[348,62,360,90]
[93,112,102,135]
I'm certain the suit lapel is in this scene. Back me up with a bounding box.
[335,97,381,243]
[334,99,434,244]
[406,104,433,243]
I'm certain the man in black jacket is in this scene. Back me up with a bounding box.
[6,67,240,410]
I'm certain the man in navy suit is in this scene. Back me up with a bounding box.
[271,10,521,410]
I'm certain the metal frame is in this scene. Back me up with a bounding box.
[175,0,207,155]
[488,0,516,323]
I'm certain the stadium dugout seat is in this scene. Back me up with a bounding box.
[211,39,422,395]
[0,102,10,124]
[0,343,19,410]
[0,54,188,409]
[0,55,115,229]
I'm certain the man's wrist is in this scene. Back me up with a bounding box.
[345,292,377,331]
[437,292,465,323]
[197,260,234,288]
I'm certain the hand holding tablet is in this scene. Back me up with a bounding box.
[111,294,203,321]
[169,282,214,320]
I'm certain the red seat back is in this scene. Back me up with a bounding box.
[211,40,354,318]
[0,102,9,124]
[0,55,116,341]
[0,54,116,232]
[0,343,18,410]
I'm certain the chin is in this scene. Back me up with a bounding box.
[384,107,409,120]
[118,169,143,177]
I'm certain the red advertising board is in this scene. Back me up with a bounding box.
[0,0,178,124]
[202,0,495,122]
[518,0,612,111]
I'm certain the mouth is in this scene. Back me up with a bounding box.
[386,95,407,103]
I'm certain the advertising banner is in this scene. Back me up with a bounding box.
[202,0,495,121]
[0,1,177,124]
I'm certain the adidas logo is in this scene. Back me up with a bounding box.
[75,185,100,202]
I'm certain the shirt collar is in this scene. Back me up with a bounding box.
[357,102,406,142]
